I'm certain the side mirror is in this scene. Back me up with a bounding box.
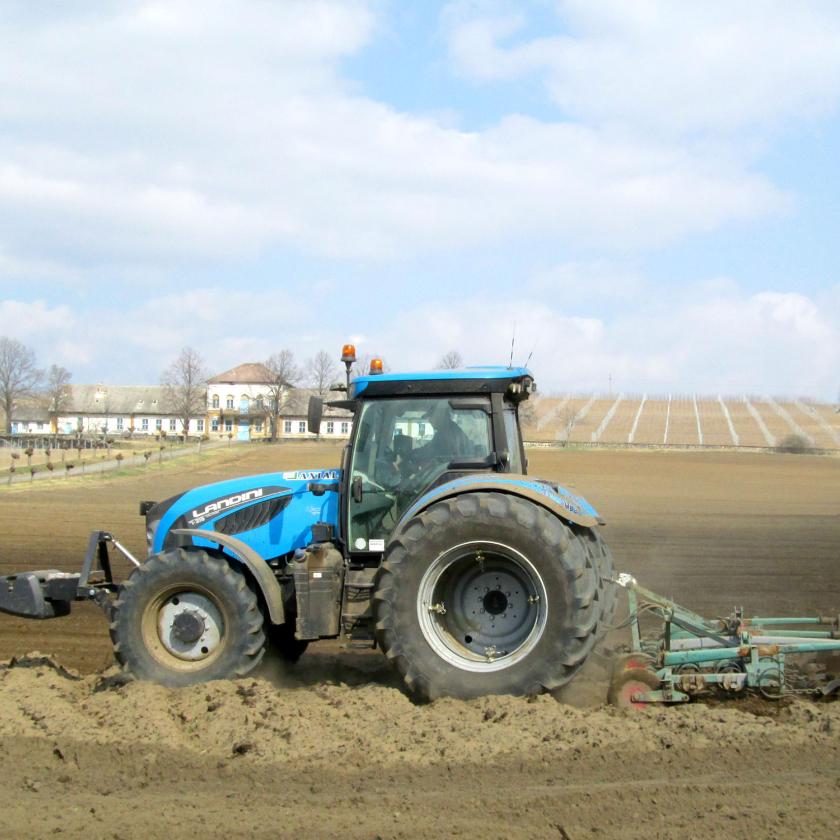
[307,396,323,434]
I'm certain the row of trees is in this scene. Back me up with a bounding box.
[0,337,72,433]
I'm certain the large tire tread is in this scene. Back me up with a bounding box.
[109,548,266,687]
[373,491,612,700]
[574,524,616,635]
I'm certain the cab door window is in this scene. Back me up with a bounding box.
[348,397,492,551]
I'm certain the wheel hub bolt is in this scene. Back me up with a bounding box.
[171,611,205,644]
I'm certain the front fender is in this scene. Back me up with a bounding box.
[171,528,286,625]
[396,473,603,533]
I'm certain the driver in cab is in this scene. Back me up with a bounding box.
[388,402,472,486]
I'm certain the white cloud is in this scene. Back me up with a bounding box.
[444,1,840,136]
[529,260,647,304]
[0,0,801,274]
[0,287,311,382]
[0,246,78,281]
[0,299,77,337]
[373,277,840,399]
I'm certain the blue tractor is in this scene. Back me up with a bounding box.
[0,347,614,700]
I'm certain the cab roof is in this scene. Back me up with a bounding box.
[348,366,535,400]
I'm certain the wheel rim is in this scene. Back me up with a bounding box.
[757,663,784,699]
[417,540,548,673]
[141,584,227,672]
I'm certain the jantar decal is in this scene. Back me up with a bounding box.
[282,469,341,481]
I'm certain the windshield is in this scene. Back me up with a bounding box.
[348,397,492,551]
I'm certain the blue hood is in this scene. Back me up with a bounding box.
[148,468,341,560]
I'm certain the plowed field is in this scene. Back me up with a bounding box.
[0,444,838,838]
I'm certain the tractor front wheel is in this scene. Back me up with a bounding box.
[110,549,266,687]
[372,492,611,700]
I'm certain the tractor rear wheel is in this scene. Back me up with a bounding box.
[577,525,617,634]
[110,549,266,687]
[372,492,611,700]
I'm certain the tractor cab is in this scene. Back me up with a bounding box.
[317,353,536,556]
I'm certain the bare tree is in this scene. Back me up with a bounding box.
[264,350,299,441]
[557,407,578,444]
[161,347,209,439]
[43,364,72,433]
[0,337,41,433]
[306,350,339,395]
[518,398,536,432]
[95,392,111,439]
[436,350,463,369]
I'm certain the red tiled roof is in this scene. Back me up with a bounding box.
[207,363,272,385]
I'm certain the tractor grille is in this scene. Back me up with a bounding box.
[214,496,291,535]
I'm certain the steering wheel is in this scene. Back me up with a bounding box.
[401,454,449,493]
[373,455,401,491]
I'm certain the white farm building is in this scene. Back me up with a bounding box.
[9,363,353,441]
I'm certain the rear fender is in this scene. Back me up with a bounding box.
[170,528,285,625]
[395,473,603,534]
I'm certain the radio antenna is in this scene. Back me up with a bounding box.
[508,323,516,368]
[523,341,536,369]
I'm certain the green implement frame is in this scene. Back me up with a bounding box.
[611,573,840,705]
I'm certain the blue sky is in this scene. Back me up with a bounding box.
[0,0,838,399]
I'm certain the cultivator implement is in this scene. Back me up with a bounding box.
[0,532,132,619]
[607,573,840,708]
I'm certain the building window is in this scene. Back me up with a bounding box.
[255,396,264,411]
[254,421,262,433]
[197,419,204,432]
[155,418,162,431]
[418,422,426,437]
[284,420,292,434]
[211,418,219,432]
[141,418,149,431]
[298,421,306,434]
[226,395,234,409]
[169,418,176,431]
[224,419,233,432]
[116,417,124,431]
[341,421,349,434]
[326,421,334,434]
[212,395,219,409]
[240,395,249,412]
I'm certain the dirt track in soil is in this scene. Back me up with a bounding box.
[0,444,839,837]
